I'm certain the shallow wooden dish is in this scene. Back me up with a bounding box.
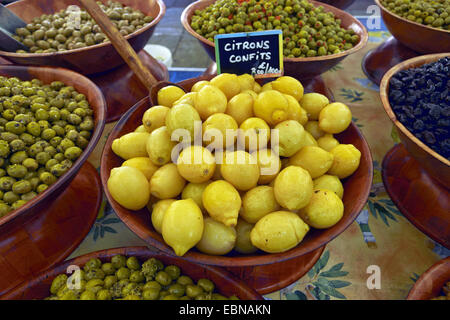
[407,257,450,300]
[100,75,373,268]
[0,65,106,233]
[317,0,356,10]
[2,246,263,300]
[0,0,165,75]
[379,53,450,188]
[181,0,368,80]
[375,0,450,54]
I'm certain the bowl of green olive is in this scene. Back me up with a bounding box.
[376,0,450,54]
[0,65,106,229]
[181,0,368,80]
[0,0,165,75]
[2,246,263,300]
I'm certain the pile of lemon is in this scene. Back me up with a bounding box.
[107,74,362,257]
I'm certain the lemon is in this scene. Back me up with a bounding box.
[252,148,281,184]
[150,163,186,199]
[157,85,186,107]
[250,211,309,253]
[202,113,238,149]
[240,89,258,100]
[328,144,361,179]
[234,218,258,254]
[195,85,228,120]
[253,90,289,126]
[191,80,210,92]
[172,92,197,106]
[202,180,241,227]
[142,105,170,133]
[273,166,313,211]
[302,131,319,147]
[181,181,211,211]
[176,146,216,183]
[299,93,330,120]
[274,120,306,157]
[134,125,147,133]
[253,81,262,93]
[111,132,150,160]
[146,126,177,166]
[284,94,308,125]
[121,157,159,180]
[288,146,334,179]
[271,76,304,101]
[305,121,326,140]
[165,103,201,143]
[261,82,273,92]
[318,102,352,134]
[162,199,204,256]
[196,217,237,255]
[242,186,280,224]
[237,117,270,152]
[107,166,150,210]
[149,199,176,233]
[299,189,344,229]
[317,134,340,152]
[220,151,260,191]
[237,73,255,91]
[226,92,254,126]
[313,174,344,199]
[210,73,241,100]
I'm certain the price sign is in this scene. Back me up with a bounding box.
[214,30,283,78]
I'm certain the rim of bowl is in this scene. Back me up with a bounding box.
[375,0,450,35]
[0,65,106,227]
[181,0,369,63]
[379,52,450,167]
[0,0,166,58]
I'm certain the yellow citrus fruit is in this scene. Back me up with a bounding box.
[220,151,260,191]
[176,146,216,183]
[284,93,308,125]
[250,211,309,253]
[318,102,352,134]
[157,85,185,107]
[196,217,237,255]
[146,126,177,166]
[134,125,147,133]
[210,73,241,100]
[305,120,326,140]
[172,92,197,106]
[273,166,313,211]
[181,181,211,211]
[274,120,306,157]
[202,180,241,227]
[253,90,289,126]
[121,157,159,180]
[107,166,150,211]
[299,189,344,229]
[112,132,150,160]
[237,73,255,91]
[162,199,204,256]
[149,199,176,233]
[234,218,258,254]
[142,105,170,133]
[261,82,273,92]
[191,80,210,92]
[253,81,262,93]
[271,76,304,101]
[299,93,330,120]
[211,151,226,180]
[288,145,334,179]
[202,113,238,149]
[302,131,319,147]
[165,103,201,143]
[226,92,254,126]
[241,186,280,224]
[252,148,281,185]
[317,134,340,152]
[150,163,186,199]
[240,89,258,100]
[328,144,361,179]
[195,84,228,120]
[313,174,344,199]
[237,117,270,152]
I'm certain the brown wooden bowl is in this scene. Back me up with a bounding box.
[181,0,368,80]
[379,53,450,188]
[100,75,373,268]
[316,0,356,10]
[0,65,106,233]
[375,0,450,54]
[407,257,450,300]
[2,246,264,300]
[0,0,166,75]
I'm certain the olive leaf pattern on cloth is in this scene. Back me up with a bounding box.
[92,199,121,241]
[339,88,365,103]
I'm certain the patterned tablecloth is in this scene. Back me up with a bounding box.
[68,26,450,300]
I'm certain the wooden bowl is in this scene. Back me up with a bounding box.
[0,65,106,233]
[181,0,368,80]
[100,75,373,268]
[316,0,356,10]
[379,53,450,188]
[375,0,450,54]
[2,246,264,300]
[0,0,166,75]
[407,257,450,300]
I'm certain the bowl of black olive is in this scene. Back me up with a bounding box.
[380,53,450,188]
[0,0,165,75]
